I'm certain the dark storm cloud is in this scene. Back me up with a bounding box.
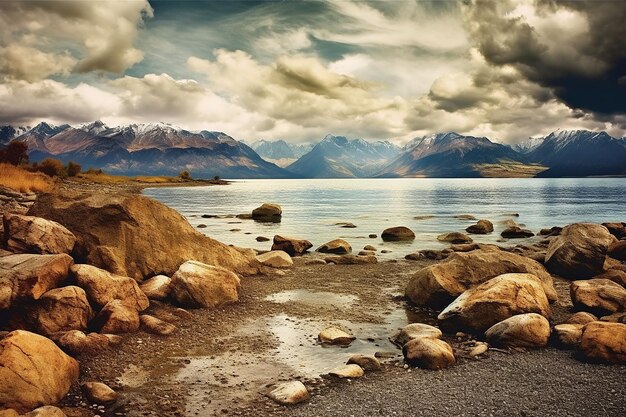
[463,0,626,115]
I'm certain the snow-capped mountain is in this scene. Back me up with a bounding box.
[512,137,545,153]
[286,134,402,178]
[0,125,30,145]
[250,139,313,167]
[9,121,292,178]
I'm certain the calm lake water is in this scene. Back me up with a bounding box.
[144,178,626,257]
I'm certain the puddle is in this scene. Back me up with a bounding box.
[264,289,358,308]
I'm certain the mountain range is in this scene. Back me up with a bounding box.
[2,121,625,178]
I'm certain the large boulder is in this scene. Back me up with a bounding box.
[545,223,616,279]
[170,261,240,308]
[255,251,293,268]
[466,220,494,234]
[2,214,76,255]
[608,240,626,262]
[138,275,171,301]
[381,226,415,241]
[406,249,557,308]
[316,239,352,255]
[0,330,79,412]
[251,203,282,222]
[438,273,550,333]
[402,337,455,370]
[484,313,550,348]
[271,235,312,256]
[0,254,73,310]
[33,286,93,336]
[91,300,140,334]
[28,192,260,280]
[570,279,626,313]
[71,264,149,311]
[579,321,626,364]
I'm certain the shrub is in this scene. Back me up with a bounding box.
[0,140,29,166]
[67,161,82,177]
[213,175,220,181]
[37,158,66,177]
[179,170,192,180]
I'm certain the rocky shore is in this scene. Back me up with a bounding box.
[1,182,625,416]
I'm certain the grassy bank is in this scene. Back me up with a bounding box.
[71,170,228,187]
[0,163,53,193]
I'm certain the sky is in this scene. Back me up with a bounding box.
[0,0,625,144]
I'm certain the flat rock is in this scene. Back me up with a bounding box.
[3,213,76,255]
[402,337,455,370]
[271,235,313,256]
[437,232,473,244]
[406,249,557,308]
[485,313,551,348]
[501,226,534,238]
[438,273,551,333]
[318,327,355,346]
[381,226,415,241]
[256,250,293,268]
[545,223,616,279]
[72,264,149,311]
[81,381,117,405]
[139,275,171,301]
[317,239,352,255]
[0,330,79,412]
[570,279,626,314]
[580,321,626,364]
[390,323,442,347]
[170,261,240,309]
[328,364,364,378]
[324,255,377,265]
[267,381,309,405]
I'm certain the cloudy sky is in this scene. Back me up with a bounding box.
[0,0,624,144]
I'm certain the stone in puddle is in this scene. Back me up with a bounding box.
[347,354,381,371]
[267,381,309,405]
[318,327,355,345]
[328,364,364,378]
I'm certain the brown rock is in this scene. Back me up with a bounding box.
[404,252,424,261]
[139,275,171,301]
[0,254,73,310]
[0,330,79,412]
[600,312,626,324]
[602,222,626,239]
[485,313,550,348]
[81,382,117,405]
[346,354,381,371]
[363,245,376,251]
[28,192,260,280]
[539,226,562,236]
[71,264,149,311]
[316,239,352,255]
[255,236,270,242]
[438,273,551,332]
[0,410,19,417]
[92,300,140,334]
[328,364,364,378]
[33,286,93,336]
[140,315,177,336]
[594,269,626,287]
[580,321,626,364]
[271,235,312,256]
[2,214,76,255]
[545,223,616,279]
[501,226,534,238]
[390,323,442,347]
[554,323,584,348]
[406,249,557,308]
[267,381,309,405]
[402,337,455,370]
[381,226,415,241]
[255,251,293,268]
[608,240,626,262]
[564,311,597,325]
[570,279,626,313]
[170,261,240,308]
[449,243,481,253]
[251,203,282,222]
[318,327,355,346]
[437,232,473,244]
[323,255,377,265]
[56,330,110,355]
[466,219,494,234]
[22,406,66,417]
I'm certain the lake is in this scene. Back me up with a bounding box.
[144,178,626,257]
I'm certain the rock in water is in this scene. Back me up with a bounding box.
[438,273,550,332]
[580,321,626,364]
[437,232,473,244]
[484,313,551,348]
[2,214,76,255]
[0,253,73,310]
[255,250,293,268]
[500,226,535,238]
[390,323,442,347]
[328,364,364,378]
[406,249,557,308]
[402,337,455,370]
[139,275,172,301]
[381,226,415,241]
[318,327,355,345]
[316,239,352,254]
[27,192,260,280]
[267,381,309,405]
[271,235,313,256]
[570,279,626,314]
[251,203,282,222]
[0,330,79,412]
[92,300,140,334]
[33,286,93,336]
[71,264,149,311]
[170,261,240,308]
[347,355,381,371]
[466,220,494,234]
[545,223,616,279]
[81,382,118,405]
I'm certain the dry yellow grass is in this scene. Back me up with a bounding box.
[0,163,53,193]
[74,171,187,185]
